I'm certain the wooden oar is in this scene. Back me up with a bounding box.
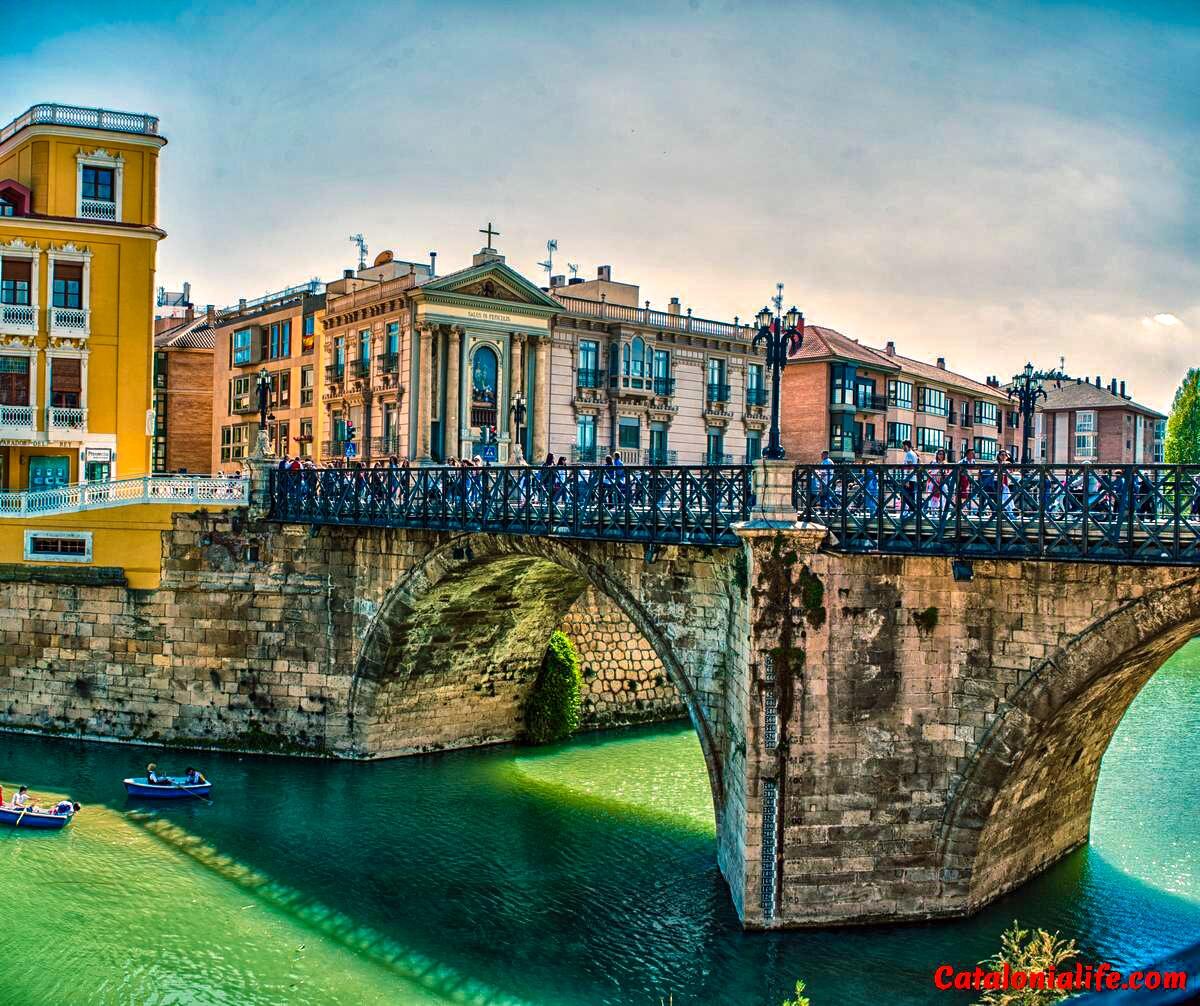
[168,778,212,805]
[10,806,29,832]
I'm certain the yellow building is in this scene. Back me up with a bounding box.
[0,104,243,588]
[0,102,165,490]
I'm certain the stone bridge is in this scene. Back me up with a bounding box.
[0,461,1197,930]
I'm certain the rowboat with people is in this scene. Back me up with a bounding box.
[123,763,212,800]
[0,788,79,830]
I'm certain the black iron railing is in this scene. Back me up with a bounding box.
[746,387,768,406]
[379,352,399,373]
[576,368,604,390]
[706,383,731,403]
[652,376,675,396]
[350,358,371,379]
[793,463,1200,565]
[269,464,752,547]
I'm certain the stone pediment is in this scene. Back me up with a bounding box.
[422,261,560,313]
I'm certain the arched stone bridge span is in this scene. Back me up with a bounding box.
[1,468,1198,928]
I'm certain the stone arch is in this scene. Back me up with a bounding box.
[347,532,726,823]
[937,572,1200,911]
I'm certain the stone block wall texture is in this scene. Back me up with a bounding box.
[560,585,685,728]
[739,530,1200,929]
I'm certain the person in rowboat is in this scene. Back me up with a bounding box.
[52,800,79,816]
[183,767,206,786]
[11,786,34,810]
[146,763,172,786]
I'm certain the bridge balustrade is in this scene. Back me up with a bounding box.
[793,463,1200,565]
[269,464,752,547]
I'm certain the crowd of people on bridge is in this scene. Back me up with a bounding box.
[807,442,1200,524]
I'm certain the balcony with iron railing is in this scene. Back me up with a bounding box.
[570,445,599,463]
[0,104,160,146]
[49,306,88,338]
[0,302,37,337]
[746,387,768,407]
[46,406,87,439]
[651,376,675,396]
[576,368,605,390]
[0,404,35,438]
[321,439,352,459]
[350,358,371,379]
[379,352,399,374]
[552,293,753,341]
[858,439,887,457]
[705,451,734,465]
[372,434,401,457]
[325,364,345,385]
[706,383,731,404]
[644,448,678,465]
[855,392,887,413]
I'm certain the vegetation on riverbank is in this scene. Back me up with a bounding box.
[525,630,583,744]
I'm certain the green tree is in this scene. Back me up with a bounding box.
[780,979,811,1006]
[524,630,582,744]
[974,921,1078,1006]
[1164,368,1200,464]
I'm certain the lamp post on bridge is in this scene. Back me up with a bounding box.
[1007,361,1046,464]
[751,296,804,461]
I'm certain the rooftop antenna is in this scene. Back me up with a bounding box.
[538,239,558,281]
[567,262,580,280]
[349,233,368,272]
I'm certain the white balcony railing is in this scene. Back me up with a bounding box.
[0,303,37,335]
[47,406,87,438]
[0,104,160,145]
[49,306,89,337]
[0,475,248,518]
[79,198,117,221]
[0,404,35,438]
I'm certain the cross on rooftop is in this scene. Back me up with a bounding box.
[479,221,500,250]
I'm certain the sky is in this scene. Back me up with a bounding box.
[4,0,1198,410]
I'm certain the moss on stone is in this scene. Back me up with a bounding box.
[913,606,939,634]
[524,630,583,745]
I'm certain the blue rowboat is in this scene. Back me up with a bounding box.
[123,777,212,799]
[0,805,74,830]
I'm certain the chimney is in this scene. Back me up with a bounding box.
[1095,375,1101,387]
[238,298,247,312]
[597,265,612,282]
[182,281,191,305]
[206,305,217,325]
[343,269,353,280]
[885,341,896,356]
[667,297,681,316]
[936,357,946,369]
[184,303,195,323]
[1120,380,1127,398]
[568,277,584,285]
[550,274,565,288]
[429,251,437,277]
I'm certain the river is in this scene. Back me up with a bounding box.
[2,640,1199,1005]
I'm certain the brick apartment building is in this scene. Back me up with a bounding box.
[1031,374,1166,464]
[780,326,1022,463]
[210,281,325,472]
[152,301,215,473]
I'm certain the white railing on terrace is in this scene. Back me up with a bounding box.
[0,104,160,145]
[0,303,36,334]
[49,306,88,335]
[0,404,35,436]
[0,475,248,518]
[80,198,117,221]
[552,293,755,341]
[46,407,87,437]
[218,279,325,318]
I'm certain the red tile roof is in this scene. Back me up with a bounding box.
[787,325,898,371]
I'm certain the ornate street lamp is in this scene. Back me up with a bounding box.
[1007,361,1046,463]
[751,298,804,460]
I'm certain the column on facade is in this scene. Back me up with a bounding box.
[512,332,526,460]
[445,326,462,461]
[417,323,434,461]
[532,333,550,461]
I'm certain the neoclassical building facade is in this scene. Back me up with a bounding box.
[319,243,768,467]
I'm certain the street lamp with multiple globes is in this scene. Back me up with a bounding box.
[751,299,804,460]
[1007,361,1046,463]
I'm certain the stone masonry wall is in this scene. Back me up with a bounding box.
[560,585,685,728]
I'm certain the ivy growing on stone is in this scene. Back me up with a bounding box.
[524,630,583,745]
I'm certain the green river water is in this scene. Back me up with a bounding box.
[1,641,1199,1005]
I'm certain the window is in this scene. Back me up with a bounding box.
[1075,409,1096,433]
[52,264,82,308]
[618,417,640,449]
[302,314,316,354]
[652,349,672,394]
[745,431,762,463]
[888,379,913,410]
[232,329,253,366]
[649,422,670,464]
[917,387,948,416]
[298,419,313,458]
[271,370,290,408]
[1074,434,1097,459]
[81,166,114,203]
[747,363,765,405]
[24,530,92,563]
[973,436,998,461]
[1007,409,1020,429]
[359,329,371,362]
[576,414,597,459]
[300,366,314,406]
[50,357,81,408]
[854,377,877,410]
[973,400,998,428]
[887,422,912,449]
[274,420,290,457]
[0,198,12,217]
[334,336,345,369]
[705,427,725,464]
[0,356,30,406]
[622,337,647,388]
[1,260,31,305]
[916,426,944,452]
[578,340,601,388]
[707,358,729,401]
[229,376,251,413]
[830,364,857,406]
[220,424,250,462]
[269,321,291,360]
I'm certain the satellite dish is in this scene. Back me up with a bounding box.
[374,250,394,267]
